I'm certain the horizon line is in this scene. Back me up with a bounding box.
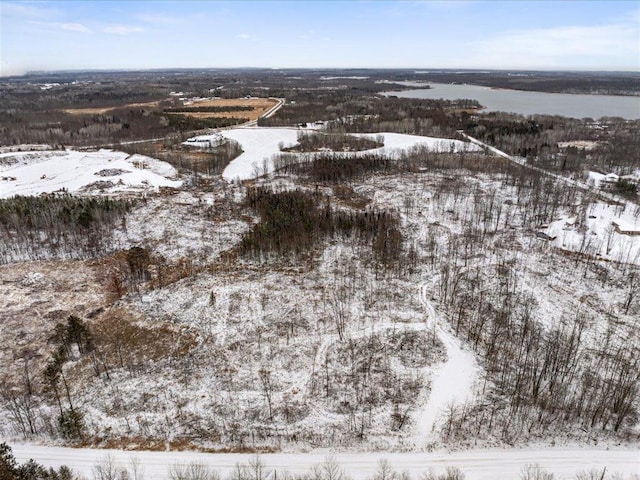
[3,66,640,79]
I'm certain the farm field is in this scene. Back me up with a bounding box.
[63,101,163,116]
[173,97,281,121]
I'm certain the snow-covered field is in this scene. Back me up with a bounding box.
[0,149,181,198]
[185,128,480,181]
[8,443,640,480]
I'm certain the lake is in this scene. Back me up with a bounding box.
[384,83,640,120]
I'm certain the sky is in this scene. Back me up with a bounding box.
[1,0,639,76]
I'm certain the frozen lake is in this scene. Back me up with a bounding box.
[384,83,640,119]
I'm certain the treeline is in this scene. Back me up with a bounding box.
[123,137,243,176]
[402,70,640,96]
[0,195,133,263]
[240,187,403,270]
[0,105,247,148]
[0,105,244,148]
[278,153,395,183]
[465,112,640,173]
[275,149,496,183]
[0,78,168,111]
[0,107,179,147]
[165,115,248,131]
[259,93,477,138]
[282,131,384,153]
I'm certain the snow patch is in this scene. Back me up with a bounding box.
[546,202,640,264]
[186,128,480,182]
[0,149,182,198]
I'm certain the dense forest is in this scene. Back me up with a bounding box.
[0,195,133,263]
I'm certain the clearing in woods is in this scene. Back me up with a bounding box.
[63,100,162,115]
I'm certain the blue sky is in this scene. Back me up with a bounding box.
[1,0,639,76]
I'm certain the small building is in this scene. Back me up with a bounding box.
[612,220,640,236]
[603,173,619,184]
[536,231,557,241]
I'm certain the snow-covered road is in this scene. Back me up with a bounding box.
[8,443,639,479]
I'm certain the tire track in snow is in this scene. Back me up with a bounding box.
[413,279,480,448]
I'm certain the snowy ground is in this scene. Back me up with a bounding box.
[2,128,638,460]
[413,280,480,449]
[111,190,249,264]
[462,132,640,264]
[546,202,640,264]
[185,128,480,181]
[0,149,181,198]
[217,127,299,180]
[8,443,640,480]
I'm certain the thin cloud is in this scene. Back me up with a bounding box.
[136,13,184,26]
[410,0,477,9]
[103,25,144,35]
[61,23,91,34]
[29,20,92,34]
[236,33,251,40]
[363,0,476,19]
[1,1,59,19]
[469,22,640,69]
[298,29,317,40]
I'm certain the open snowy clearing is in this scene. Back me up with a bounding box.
[185,128,481,181]
[0,149,182,198]
[8,443,639,479]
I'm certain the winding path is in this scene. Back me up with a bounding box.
[413,280,480,448]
